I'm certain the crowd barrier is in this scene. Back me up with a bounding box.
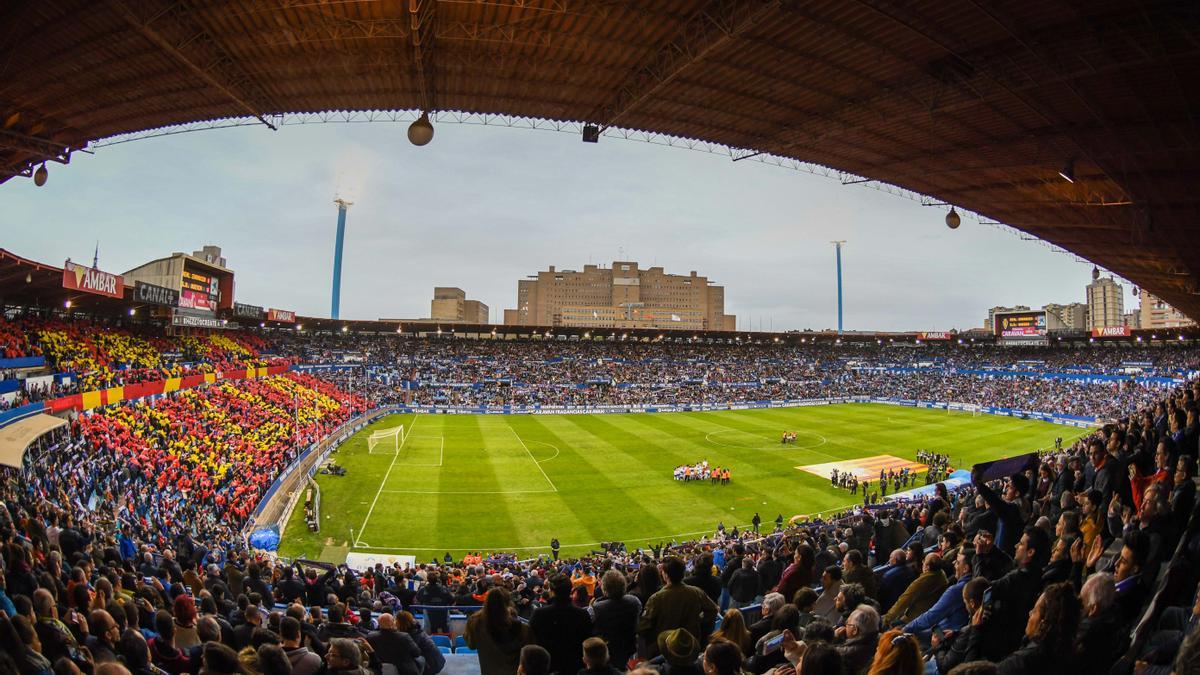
[0,356,46,369]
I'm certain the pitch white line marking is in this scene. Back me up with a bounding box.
[379,489,558,495]
[509,426,558,492]
[354,415,418,547]
[704,429,835,459]
[524,439,560,464]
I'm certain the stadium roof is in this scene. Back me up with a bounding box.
[2,2,1199,316]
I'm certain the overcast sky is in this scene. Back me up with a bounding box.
[2,119,1136,331]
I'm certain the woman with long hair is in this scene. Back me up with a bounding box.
[976,581,1082,673]
[465,587,533,675]
[867,630,922,675]
[711,608,752,655]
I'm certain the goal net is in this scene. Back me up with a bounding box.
[367,425,405,454]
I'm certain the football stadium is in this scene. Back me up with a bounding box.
[2,3,1200,675]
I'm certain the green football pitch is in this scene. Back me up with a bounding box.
[278,404,1083,562]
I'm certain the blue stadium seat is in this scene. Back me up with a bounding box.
[455,647,477,655]
[438,646,453,655]
[454,635,467,648]
[431,635,452,649]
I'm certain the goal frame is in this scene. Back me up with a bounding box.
[367,425,405,454]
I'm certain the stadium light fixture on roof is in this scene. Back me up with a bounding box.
[260,322,265,328]
[1137,336,1143,342]
[64,300,71,308]
[1152,334,1158,339]
[342,325,349,332]
[24,273,31,283]
[1089,337,1095,343]
[297,324,303,331]
[408,111,434,146]
[34,163,48,186]
[129,308,135,316]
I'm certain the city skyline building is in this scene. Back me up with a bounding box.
[503,261,736,331]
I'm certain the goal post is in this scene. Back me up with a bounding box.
[367,425,405,454]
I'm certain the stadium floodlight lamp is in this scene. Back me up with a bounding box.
[1089,337,1095,343]
[1058,158,1075,183]
[1137,336,1143,342]
[957,339,963,344]
[260,322,266,328]
[1152,334,1158,339]
[222,319,228,326]
[64,300,71,308]
[877,339,882,345]
[342,325,349,332]
[33,163,48,186]
[408,111,435,146]
[297,324,303,331]
[25,273,31,283]
[1180,335,1186,341]
[129,308,136,316]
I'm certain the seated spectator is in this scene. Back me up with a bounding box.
[884,553,948,626]
[580,636,623,675]
[869,629,922,675]
[835,605,880,675]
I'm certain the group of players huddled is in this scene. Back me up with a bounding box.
[672,460,731,484]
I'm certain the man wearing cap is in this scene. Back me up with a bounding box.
[652,628,702,675]
[638,557,719,657]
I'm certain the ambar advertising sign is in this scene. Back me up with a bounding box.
[62,261,124,299]
[267,308,296,323]
[1092,326,1132,338]
[134,281,179,307]
[918,332,953,341]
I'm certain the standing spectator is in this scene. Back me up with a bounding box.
[590,569,641,669]
[638,558,719,657]
[727,557,761,608]
[281,616,324,675]
[530,573,592,675]
[465,588,533,675]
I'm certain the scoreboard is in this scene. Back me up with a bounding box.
[179,269,219,311]
[996,311,1047,337]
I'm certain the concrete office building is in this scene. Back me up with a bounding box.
[1138,289,1196,330]
[503,261,736,331]
[430,287,489,323]
[1086,268,1124,329]
[1043,302,1088,331]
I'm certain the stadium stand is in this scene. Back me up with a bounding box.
[1,315,1199,675]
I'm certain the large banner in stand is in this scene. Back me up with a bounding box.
[267,308,295,323]
[62,261,123,299]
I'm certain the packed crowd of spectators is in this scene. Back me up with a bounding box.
[1,365,1198,675]
[0,316,286,395]
[16,372,368,554]
[2,321,1200,674]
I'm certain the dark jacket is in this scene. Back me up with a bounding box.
[368,629,424,675]
[1076,605,1126,673]
[683,573,721,606]
[983,566,1043,659]
[530,600,593,675]
[407,626,446,675]
[727,567,760,605]
[835,631,878,675]
[591,594,641,668]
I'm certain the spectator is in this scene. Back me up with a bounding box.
[579,636,622,675]
[367,613,424,675]
[638,558,719,657]
[868,629,921,675]
[530,573,592,675]
[590,569,640,668]
[466,588,534,675]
